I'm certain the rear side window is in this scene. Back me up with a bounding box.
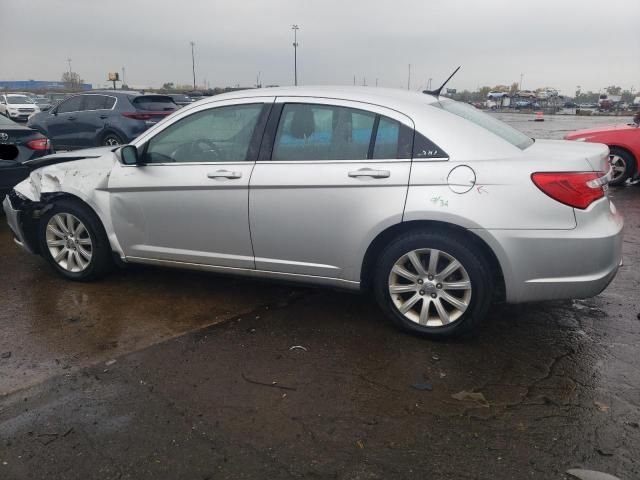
[372,117,401,159]
[83,95,114,111]
[57,96,83,113]
[133,96,177,112]
[272,104,375,161]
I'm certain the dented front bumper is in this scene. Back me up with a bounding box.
[3,192,36,254]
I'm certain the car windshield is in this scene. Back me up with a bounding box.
[435,100,534,150]
[7,95,34,104]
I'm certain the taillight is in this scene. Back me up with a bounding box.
[26,138,51,151]
[121,111,172,120]
[531,171,608,209]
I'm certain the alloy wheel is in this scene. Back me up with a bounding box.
[388,248,472,327]
[609,154,627,183]
[104,136,120,146]
[45,213,93,272]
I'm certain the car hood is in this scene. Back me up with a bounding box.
[22,146,116,169]
[14,149,117,202]
[564,124,638,139]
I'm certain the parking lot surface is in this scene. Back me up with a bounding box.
[1,116,639,479]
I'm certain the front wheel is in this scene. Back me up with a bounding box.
[38,199,114,281]
[373,231,493,338]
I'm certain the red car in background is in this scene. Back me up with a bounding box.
[564,122,640,186]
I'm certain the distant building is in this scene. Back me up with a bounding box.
[0,80,92,91]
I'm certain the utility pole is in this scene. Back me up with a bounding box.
[67,58,72,75]
[520,73,523,91]
[407,64,411,90]
[190,41,196,90]
[122,66,125,87]
[292,25,299,86]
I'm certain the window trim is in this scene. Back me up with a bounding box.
[137,102,272,166]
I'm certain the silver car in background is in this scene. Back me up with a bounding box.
[3,87,623,337]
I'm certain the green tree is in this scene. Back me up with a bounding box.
[606,85,622,95]
[61,71,83,90]
[162,82,175,90]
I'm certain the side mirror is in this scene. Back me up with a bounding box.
[120,145,140,165]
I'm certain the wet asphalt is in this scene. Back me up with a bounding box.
[0,117,639,479]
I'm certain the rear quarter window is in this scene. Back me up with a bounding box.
[133,96,177,112]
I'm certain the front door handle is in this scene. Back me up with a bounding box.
[348,168,390,179]
[207,170,242,179]
[67,116,76,121]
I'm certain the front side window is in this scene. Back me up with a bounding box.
[57,96,83,114]
[144,103,264,163]
[272,104,375,161]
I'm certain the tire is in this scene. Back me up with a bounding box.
[608,147,636,186]
[373,230,493,338]
[101,131,124,147]
[38,198,114,281]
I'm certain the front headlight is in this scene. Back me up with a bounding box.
[574,137,587,142]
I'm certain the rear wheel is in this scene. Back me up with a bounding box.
[373,231,493,338]
[101,132,124,147]
[38,199,114,281]
[608,147,635,186]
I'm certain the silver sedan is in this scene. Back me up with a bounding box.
[3,87,623,337]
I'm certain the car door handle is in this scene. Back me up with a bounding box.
[207,170,242,179]
[348,168,391,179]
[99,115,108,119]
[67,116,76,121]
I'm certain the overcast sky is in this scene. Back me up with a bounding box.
[1,0,639,94]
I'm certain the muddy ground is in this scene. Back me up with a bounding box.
[0,159,639,477]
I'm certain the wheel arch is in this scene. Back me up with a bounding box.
[99,128,127,146]
[20,192,117,257]
[360,220,506,301]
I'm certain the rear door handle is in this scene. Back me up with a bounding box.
[207,170,242,179]
[348,168,390,179]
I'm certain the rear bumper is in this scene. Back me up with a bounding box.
[476,198,624,303]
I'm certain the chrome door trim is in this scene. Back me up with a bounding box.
[256,159,412,165]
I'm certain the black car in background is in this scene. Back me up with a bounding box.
[168,93,193,107]
[28,91,178,150]
[0,115,53,197]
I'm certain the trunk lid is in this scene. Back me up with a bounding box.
[523,138,609,173]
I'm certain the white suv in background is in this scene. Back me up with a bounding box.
[0,94,40,122]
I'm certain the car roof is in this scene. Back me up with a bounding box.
[199,86,440,107]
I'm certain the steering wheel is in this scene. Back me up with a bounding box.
[168,138,221,162]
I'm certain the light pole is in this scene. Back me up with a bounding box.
[407,64,411,90]
[292,25,299,86]
[190,41,196,90]
[122,66,126,87]
[520,73,523,91]
[67,58,72,75]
